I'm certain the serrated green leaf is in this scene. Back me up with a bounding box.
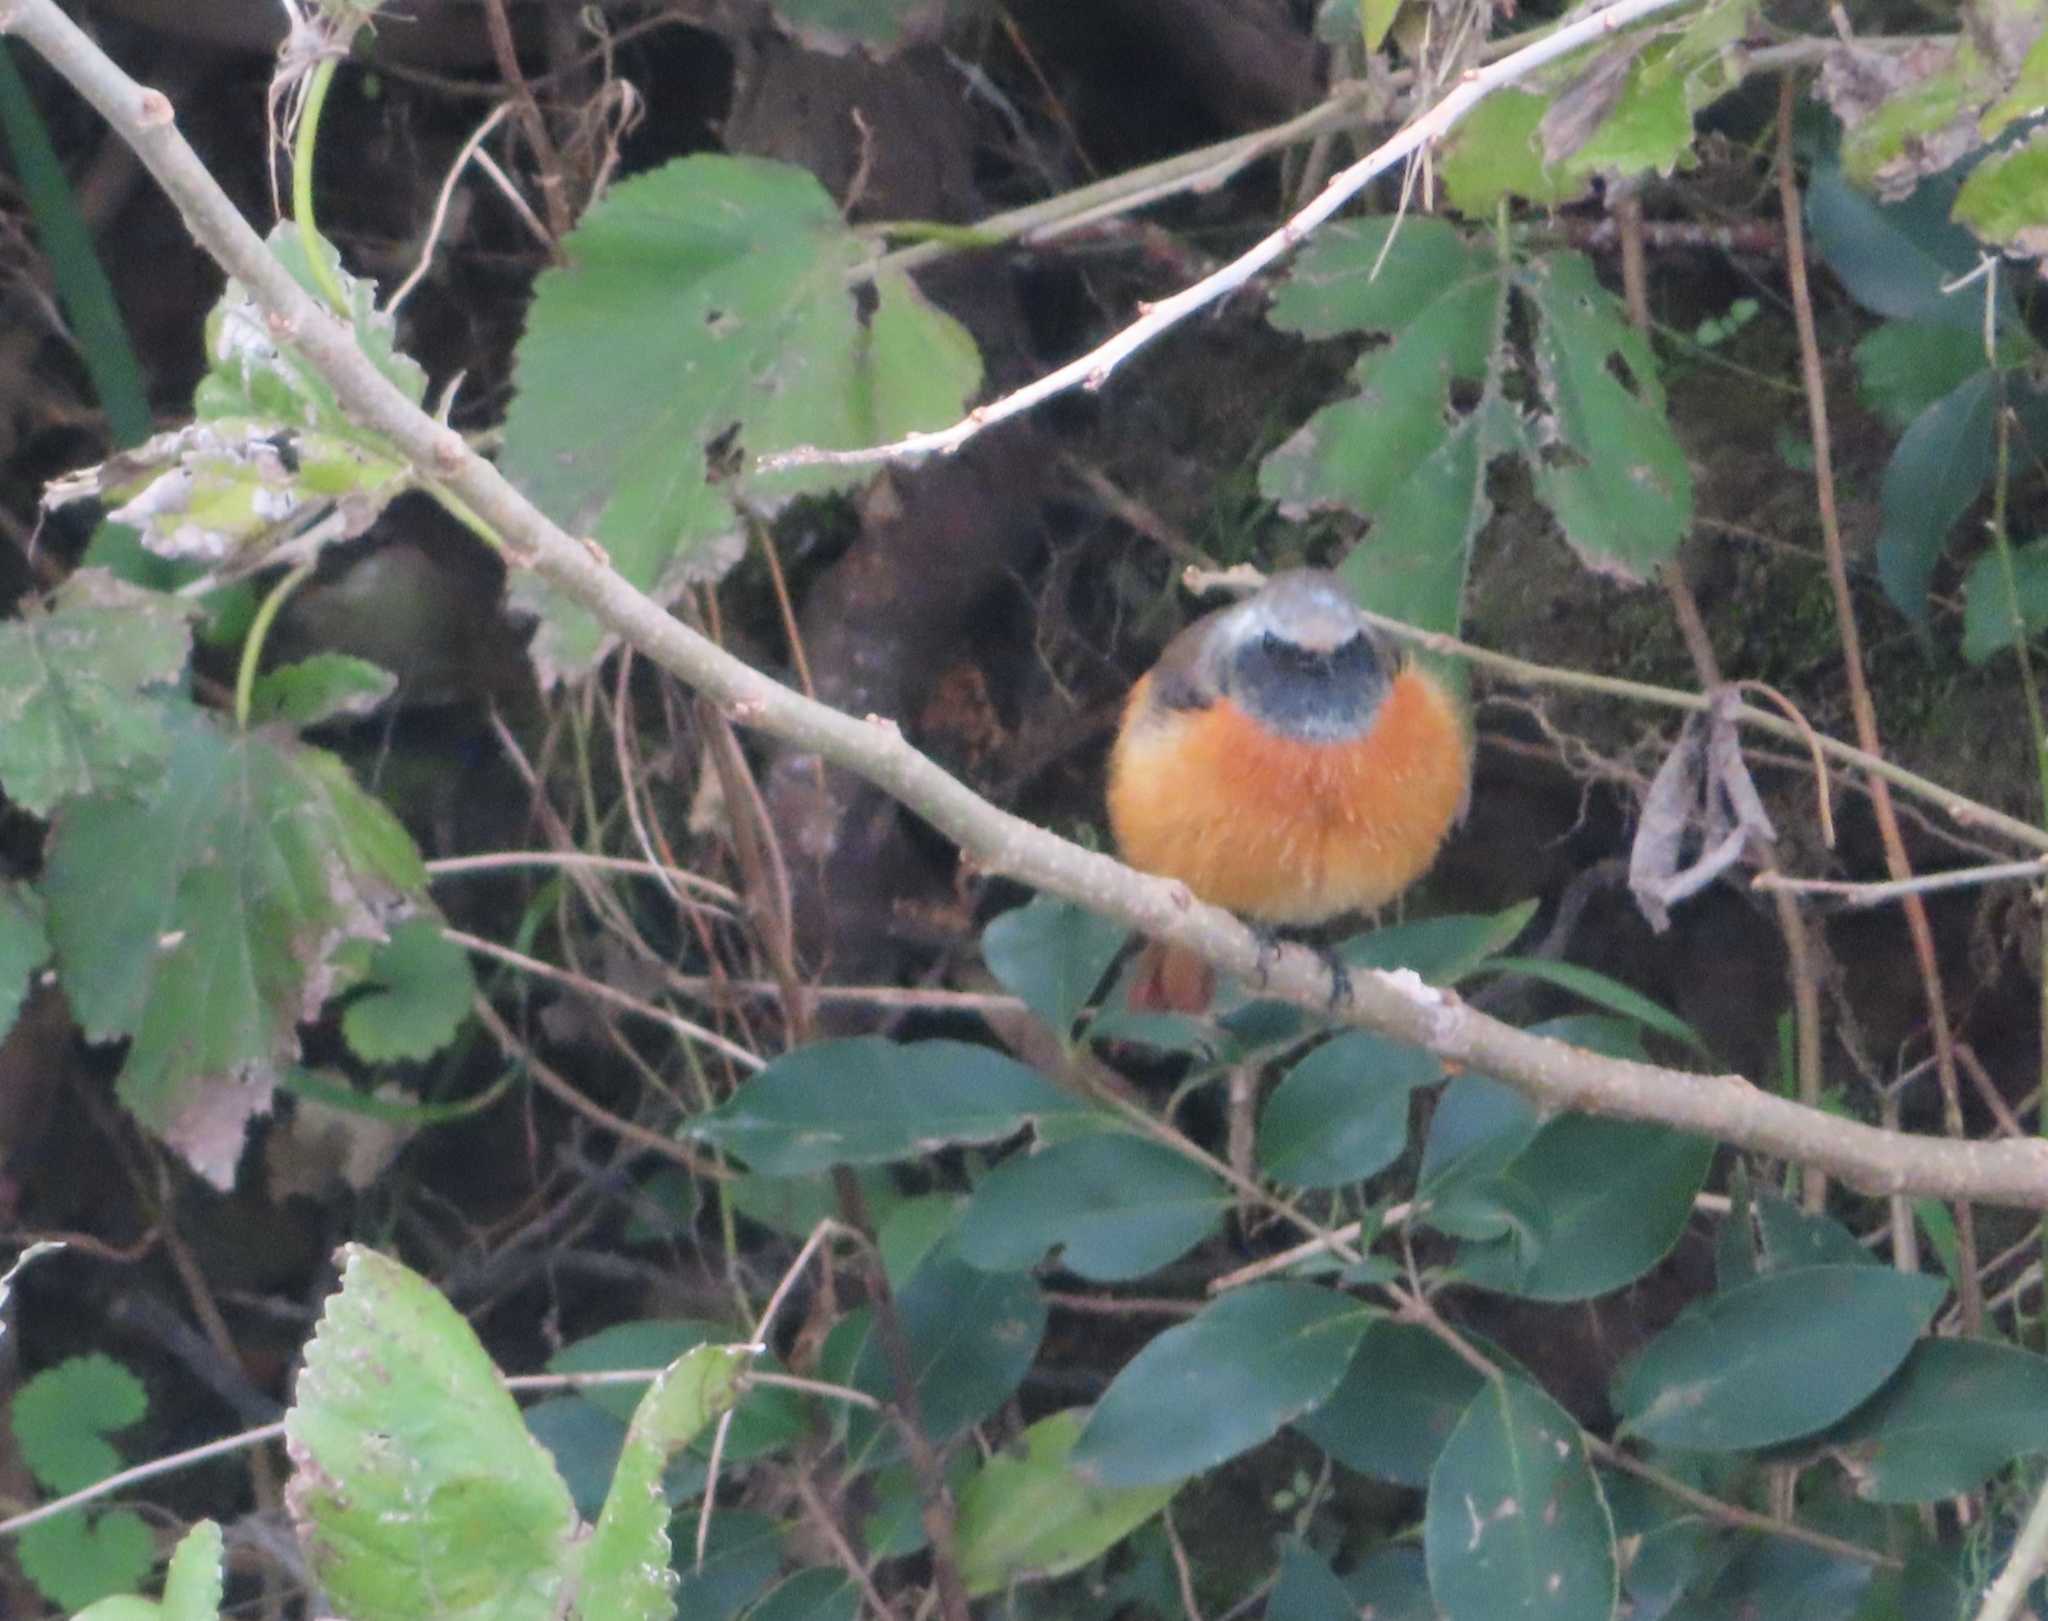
[954,1409,1175,1596]
[1424,1377,1616,1621]
[501,154,982,677]
[688,1036,1086,1173]
[11,1352,147,1493]
[249,652,397,729]
[1877,369,1996,624]
[45,705,427,1185]
[1522,252,1692,579]
[1263,217,1514,631]
[1983,17,2048,138]
[955,1131,1227,1280]
[1257,1031,1440,1189]
[1452,1117,1714,1300]
[578,1344,747,1621]
[1295,1319,1484,1486]
[1825,1337,2048,1503]
[0,569,190,817]
[17,1508,154,1613]
[981,895,1128,1038]
[161,1519,226,1621]
[1955,132,2048,254]
[1441,91,1576,213]
[550,1317,805,1463]
[1073,1282,1369,1487]
[0,880,49,1045]
[341,917,475,1063]
[1614,1265,1945,1450]
[1963,538,2048,662]
[285,1245,580,1621]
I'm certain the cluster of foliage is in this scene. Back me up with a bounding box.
[9,0,2048,1616]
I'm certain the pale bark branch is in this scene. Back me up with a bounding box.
[8,0,2048,1208]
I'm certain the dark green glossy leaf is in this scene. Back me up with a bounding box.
[1425,1376,1616,1621]
[1294,1319,1484,1486]
[1340,899,1539,983]
[1258,1031,1440,1189]
[982,896,1129,1038]
[747,1566,859,1621]
[1876,370,1996,623]
[1073,1282,1368,1487]
[1269,1542,1356,1621]
[1824,1337,2048,1502]
[1476,956,1704,1054]
[955,1131,1227,1281]
[1806,165,1984,328]
[1752,1191,1874,1273]
[1416,1073,1542,1241]
[1614,1265,1945,1450]
[1453,1117,1714,1301]
[689,1037,1087,1173]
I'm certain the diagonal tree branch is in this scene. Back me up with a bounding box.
[7,0,2048,1208]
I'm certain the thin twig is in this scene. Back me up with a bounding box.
[1777,75,1982,1325]
[762,0,1700,472]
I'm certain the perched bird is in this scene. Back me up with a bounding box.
[1107,570,1470,1011]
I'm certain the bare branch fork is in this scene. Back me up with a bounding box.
[8,0,2048,1207]
[761,0,1700,472]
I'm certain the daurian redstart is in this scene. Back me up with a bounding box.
[1108,570,1470,1012]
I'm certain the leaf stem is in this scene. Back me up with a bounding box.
[233,559,316,728]
[290,56,351,316]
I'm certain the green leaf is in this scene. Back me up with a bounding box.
[1257,1031,1440,1189]
[1855,321,1999,431]
[748,1567,860,1621]
[1522,251,1692,580]
[578,1344,748,1621]
[1475,956,1704,1054]
[161,1519,226,1621]
[672,1511,785,1618]
[1416,1073,1542,1241]
[1425,1376,1616,1621]
[1613,1265,1945,1450]
[285,1245,581,1620]
[0,880,49,1045]
[1073,1282,1369,1487]
[954,1409,1176,1596]
[1824,1337,2048,1502]
[547,1318,804,1462]
[1751,1190,1876,1272]
[1262,216,1517,631]
[501,154,982,678]
[955,1131,1227,1281]
[982,895,1129,1038]
[688,1037,1086,1173]
[0,569,190,817]
[11,1353,147,1493]
[844,1256,1046,1458]
[249,653,397,729]
[1340,899,1540,983]
[340,917,475,1063]
[1962,537,2048,662]
[766,0,947,51]
[45,705,427,1185]
[1270,1542,1358,1621]
[1442,91,1577,213]
[1294,1319,1485,1486]
[16,1509,154,1613]
[1876,370,1997,623]
[876,1192,963,1288]
[1805,164,1984,327]
[1452,1117,1715,1300]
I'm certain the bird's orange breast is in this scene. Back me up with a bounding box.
[1107,667,1468,925]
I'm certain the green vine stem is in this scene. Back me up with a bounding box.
[233,559,316,728]
[290,56,351,316]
